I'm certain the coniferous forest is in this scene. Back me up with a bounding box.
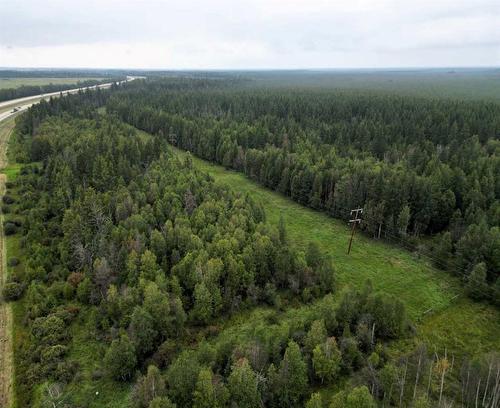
[2,73,499,408]
[107,78,500,304]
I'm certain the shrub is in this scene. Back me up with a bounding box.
[3,222,17,235]
[2,195,15,204]
[104,334,137,381]
[11,219,22,227]
[7,257,19,267]
[1,205,10,214]
[2,281,24,301]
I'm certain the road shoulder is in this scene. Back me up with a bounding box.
[0,118,14,408]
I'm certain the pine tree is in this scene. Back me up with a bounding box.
[277,341,308,407]
[465,262,489,301]
[192,282,213,324]
[305,319,328,354]
[306,241,322,268]
[129,306,158,357]
[192,368,218,408]
[228,358,261,408]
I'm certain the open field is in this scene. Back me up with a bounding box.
[169,143,500,358]
[0,77,104,89]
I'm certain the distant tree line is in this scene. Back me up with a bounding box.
[106,78,500,305]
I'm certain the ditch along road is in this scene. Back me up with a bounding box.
[0,116,14,408]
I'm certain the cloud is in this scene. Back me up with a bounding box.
[0,0,498,68]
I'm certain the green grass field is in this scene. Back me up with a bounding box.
[0,77,104,90]
[169,144,500,358]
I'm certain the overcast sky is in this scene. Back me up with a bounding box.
[0,0,499,69]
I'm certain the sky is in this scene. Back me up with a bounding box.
[0,0,499,69]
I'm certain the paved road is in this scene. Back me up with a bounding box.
[0,77,136,123]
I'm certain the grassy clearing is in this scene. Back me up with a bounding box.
[169,145,500,358]
[1,164,22,183]
[61,308,131,408]
[0,77,104,90]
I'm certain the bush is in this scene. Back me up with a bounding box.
[1,205,10,214]
[2,281,24,301]
[11,219,22,227]
[55,360,79,383]
[2,195,15,204]
[104,334,137,381]
[7,257,19,267]
[3,222,17,235]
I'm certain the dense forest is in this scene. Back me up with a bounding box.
[104,78,500,305]
[5,89,415,407]
[2,77,499,408]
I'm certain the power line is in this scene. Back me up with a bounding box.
[318,201,493,303]
[328,202,490,298]
[347,208,363,255]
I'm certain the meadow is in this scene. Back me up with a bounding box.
[169,144,500,358]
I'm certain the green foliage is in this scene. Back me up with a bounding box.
[166,352,200,406]
[2,281,24,301]
[10,75,500,408]
[148,397,177,408]
[104,334,137,381]
[465,262,490,301]
[192,368,227,408]
[345,386,376,408]
[273,341,308,407]
[129,306,158,357]
[306,392,323,408]
[4,221,18,235]
[312,337,341,384]
[107,78,500,304]
[413,396,431,408]
[191,282,215,324]
[227,358,261,408]
[131,365,167,408]
[305,319,328,353]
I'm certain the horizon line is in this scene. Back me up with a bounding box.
[1,65,499,72]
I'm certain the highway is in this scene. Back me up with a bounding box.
[0,76,137,123]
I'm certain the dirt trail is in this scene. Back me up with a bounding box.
[0,120,13,408]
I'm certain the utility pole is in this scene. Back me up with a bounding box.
[347,208,363,254]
